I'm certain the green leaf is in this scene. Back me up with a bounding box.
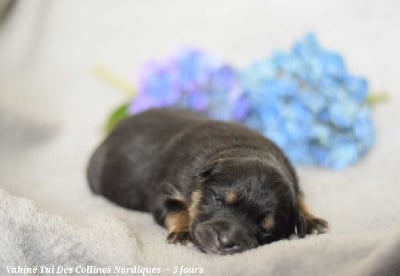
[104,102,130,133]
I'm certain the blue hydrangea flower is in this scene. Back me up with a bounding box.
[240,33,375,169]
[129,49,245,121]
[128,34,375,169]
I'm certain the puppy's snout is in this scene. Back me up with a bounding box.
[194,220,255,254]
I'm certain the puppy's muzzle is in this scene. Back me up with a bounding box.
[194,219,257,255]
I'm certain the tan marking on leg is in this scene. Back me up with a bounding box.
[165,210,190,233]
[165,209,193,245]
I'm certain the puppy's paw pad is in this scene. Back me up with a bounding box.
[167,231,192,245]
[307,217,329,234]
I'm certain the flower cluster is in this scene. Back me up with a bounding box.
[127,34,375,169]
[240,34,374,168]
[130,49,246,121]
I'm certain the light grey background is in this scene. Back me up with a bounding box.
[0,1,399,274]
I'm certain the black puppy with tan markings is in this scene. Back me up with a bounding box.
[87,108,328,255]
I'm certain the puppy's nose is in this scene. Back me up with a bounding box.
[217,232,241,252]
[195,221,247,254]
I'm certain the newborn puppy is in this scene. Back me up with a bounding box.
[87,108,328,254]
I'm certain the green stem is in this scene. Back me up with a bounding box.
[366,92,389,105]
[93,64,137,96]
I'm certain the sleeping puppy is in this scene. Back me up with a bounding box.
[87,108,328,255]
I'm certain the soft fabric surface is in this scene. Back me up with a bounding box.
[1,189,400,276]
[1,1,400,275]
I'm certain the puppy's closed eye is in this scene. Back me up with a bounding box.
[214,195,225,204]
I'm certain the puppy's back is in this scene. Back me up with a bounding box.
[87,109,206,209]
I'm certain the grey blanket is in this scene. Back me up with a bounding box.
[1,188,400,276]
[1,1,400,275]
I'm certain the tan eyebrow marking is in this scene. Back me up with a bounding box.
[188,189,203,228]
[226,191,238,203]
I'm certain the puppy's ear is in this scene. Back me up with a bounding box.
[197,160,222,178]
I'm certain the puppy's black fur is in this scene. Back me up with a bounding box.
[87,108,328,254]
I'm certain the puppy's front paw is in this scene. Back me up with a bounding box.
[307,217,328,234]
[167,231,193,246]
